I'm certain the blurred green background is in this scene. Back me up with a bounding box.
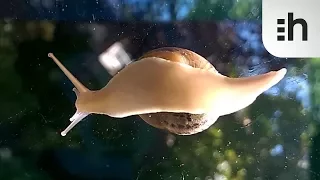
[0,0,319,179]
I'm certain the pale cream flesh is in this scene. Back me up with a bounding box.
[48,54,287,136]
[81,57,286,118]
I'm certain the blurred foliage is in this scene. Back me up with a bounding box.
[120,0,262,21]
[309,58,320,180]
[0,150,50,180]
[189,0,262,20]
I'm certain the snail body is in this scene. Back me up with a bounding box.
[48,47,287,136]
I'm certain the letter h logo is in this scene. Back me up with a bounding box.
[277,12,308,41]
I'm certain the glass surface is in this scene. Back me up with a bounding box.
[0,0,318,180]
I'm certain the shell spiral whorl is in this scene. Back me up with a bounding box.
[137,47,217,135]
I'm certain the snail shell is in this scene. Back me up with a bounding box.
[136,47,218,135]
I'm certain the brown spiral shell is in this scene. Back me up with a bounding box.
[137,47,218,135]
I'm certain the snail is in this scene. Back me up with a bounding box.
[48,47,287,137]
